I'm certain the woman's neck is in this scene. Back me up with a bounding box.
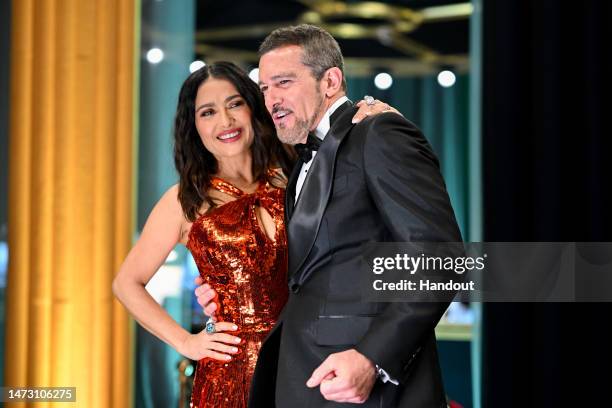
[216,153,256,185]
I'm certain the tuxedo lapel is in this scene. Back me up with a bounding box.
[287,101,356,281]
[285,162,301,222]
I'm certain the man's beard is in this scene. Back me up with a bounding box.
[276,117,310,145]
[276,91,326,146]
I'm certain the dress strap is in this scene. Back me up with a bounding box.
[256,168,284,194]
[210,171,280,197]
[209,177,245,197]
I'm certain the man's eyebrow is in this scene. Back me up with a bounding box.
[259,73,297,86]
[195,94,241,112]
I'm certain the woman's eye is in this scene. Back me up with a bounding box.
[201,110,213,117]
[229,100,244,109]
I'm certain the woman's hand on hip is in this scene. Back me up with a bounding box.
[179,321,241,361]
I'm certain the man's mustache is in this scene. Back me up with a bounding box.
[271,105,293,115]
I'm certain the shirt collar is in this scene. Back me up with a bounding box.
[313,95,349,140]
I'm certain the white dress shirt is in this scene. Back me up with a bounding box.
[294,96,348,201]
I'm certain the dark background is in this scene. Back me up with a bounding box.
[482,1,611,406]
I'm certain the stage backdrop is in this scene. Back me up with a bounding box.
[4,1,139,407]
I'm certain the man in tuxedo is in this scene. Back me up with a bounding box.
[197,24,462,407]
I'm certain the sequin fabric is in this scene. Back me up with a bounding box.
[187,169,288,408]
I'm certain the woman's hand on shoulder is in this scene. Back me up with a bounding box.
[352,97,402,124]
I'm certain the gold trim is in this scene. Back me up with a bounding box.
[194,42,469,76]
[421,3,474,23]
[300,1,424,33]
[195,22,294,41]
[194,2,472,70]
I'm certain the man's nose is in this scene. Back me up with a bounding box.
[265,88,282,111]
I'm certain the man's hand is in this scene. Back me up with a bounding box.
[194,276,219,318]
[306,349,377,403]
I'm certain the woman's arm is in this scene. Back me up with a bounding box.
[112,184,241,361]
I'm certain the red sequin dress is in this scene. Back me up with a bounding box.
[187,170,288,408]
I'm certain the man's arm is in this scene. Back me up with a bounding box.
[306,113,462,401]
[354,112,463,380]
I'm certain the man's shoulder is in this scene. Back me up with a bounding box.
[349,112,423,147]
[356,111,419,132]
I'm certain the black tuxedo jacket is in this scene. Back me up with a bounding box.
[249,101,462,408]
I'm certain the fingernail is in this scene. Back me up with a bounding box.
[232,325,238,330]
[235,337,241,343]
[226,355,232,360]
[306,378,314,387]
[352,119,357,123]
[232,347,238,353]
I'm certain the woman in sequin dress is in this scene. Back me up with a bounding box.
[114,62,293,408]
[112,61,395,407]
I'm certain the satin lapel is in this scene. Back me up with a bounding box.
[284,162,301,222]
[287,102,357,279]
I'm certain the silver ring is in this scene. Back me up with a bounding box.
[205,317,216,334]
[364,95,376,106]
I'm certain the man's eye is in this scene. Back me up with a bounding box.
[279,80,291,85]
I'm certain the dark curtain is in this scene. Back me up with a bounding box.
[482,1,611,407]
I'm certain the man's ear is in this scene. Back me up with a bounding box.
[322,67,343,98]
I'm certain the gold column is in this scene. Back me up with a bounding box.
[5,0,138,407]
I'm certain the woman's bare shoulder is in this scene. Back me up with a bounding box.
[160,184,211,245]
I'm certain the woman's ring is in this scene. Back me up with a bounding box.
[205,317,216,334]
[364,95,376,106]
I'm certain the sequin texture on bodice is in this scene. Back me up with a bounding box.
[187,170,288,408]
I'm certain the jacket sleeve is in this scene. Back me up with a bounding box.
[354,113,463,382]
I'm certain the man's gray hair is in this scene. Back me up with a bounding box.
[259,24,347,91]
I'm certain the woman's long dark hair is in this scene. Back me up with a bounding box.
[173,61,294,222]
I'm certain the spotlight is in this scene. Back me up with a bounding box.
[249,68,259,83]
[437,70,456,88]
[146,48,164,64]
[374,72,393,90]
[189,60,206,73]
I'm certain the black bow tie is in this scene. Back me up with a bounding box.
[294,133,322,163]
